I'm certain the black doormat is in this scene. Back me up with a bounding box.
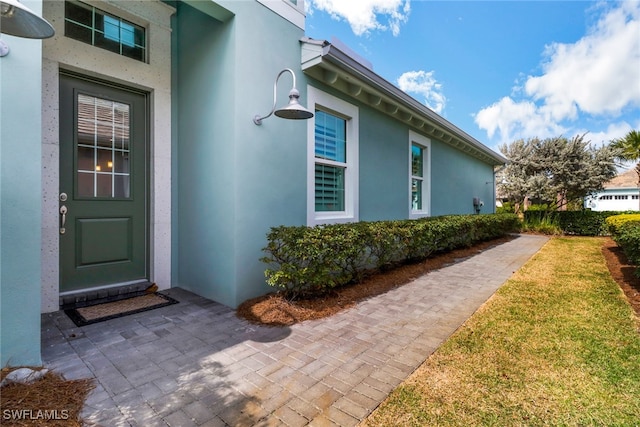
[64,293,178,327]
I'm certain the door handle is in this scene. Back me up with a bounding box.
[60,205,67,235]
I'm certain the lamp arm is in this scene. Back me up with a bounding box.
[253,68,296,125]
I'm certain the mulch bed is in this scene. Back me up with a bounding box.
[601,237,640,316]
[0,368,94,427]
[237,236,516,326]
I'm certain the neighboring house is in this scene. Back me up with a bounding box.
[585,169,640,211]
[0,0,505,366]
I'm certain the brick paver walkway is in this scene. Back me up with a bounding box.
[42,234,548,426]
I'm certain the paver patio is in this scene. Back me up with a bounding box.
[42,234,548,426]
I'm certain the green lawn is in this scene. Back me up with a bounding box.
[364,237,640,426]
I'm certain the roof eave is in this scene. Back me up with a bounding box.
[300,38,507,166]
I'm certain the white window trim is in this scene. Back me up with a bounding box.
[307,86,359,225]
[409,130,431,219]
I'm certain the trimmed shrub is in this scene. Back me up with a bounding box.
[261,214,520,298]
[606,214,640,275]
[605,213,640,236]
[615,226,640,274]
[524,210,637,236]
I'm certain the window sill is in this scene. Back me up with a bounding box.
[409,211,430,220]
[311,212,358,225]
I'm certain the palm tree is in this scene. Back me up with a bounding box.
[611,130,640,209]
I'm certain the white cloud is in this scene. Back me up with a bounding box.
[581,121,636,146]
[397,70,446,114]
[476,2,640,143]
[309,0,411,36]
[526,2,640,119]
[475,97,566,143]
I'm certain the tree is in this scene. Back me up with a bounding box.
[610,129,640,209]
[610,130,640,172]
[611,129,640,180]
[498,134,618,213]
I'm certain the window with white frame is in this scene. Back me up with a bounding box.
[307,86,359,225]
[409,131,430,218]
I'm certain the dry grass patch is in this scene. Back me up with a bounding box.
[364,237,640,426]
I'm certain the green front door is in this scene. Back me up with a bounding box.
[59,73,148,293]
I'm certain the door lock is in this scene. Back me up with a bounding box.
[59,205,67,235]
[59,192,67,202]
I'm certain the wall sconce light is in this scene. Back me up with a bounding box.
[473,197,484,214]
[253,68,314,125]
[0,0,55,57]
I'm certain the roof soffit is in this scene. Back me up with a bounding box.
[300,39,506,166]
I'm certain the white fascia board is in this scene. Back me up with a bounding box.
[301,38,507,165]
[301,38,328,68]
[256,0,305,29]
[603,187,640,191]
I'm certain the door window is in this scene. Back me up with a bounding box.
[76,94,131,199]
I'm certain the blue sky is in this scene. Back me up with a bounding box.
[304,0,640,153]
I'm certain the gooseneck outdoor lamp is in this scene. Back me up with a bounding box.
[253,68,314,125]
[0,0,55,57]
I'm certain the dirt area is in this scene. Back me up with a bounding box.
[601,237,640,316]
[238,236,640,325]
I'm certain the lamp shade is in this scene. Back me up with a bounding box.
[274,88,314,120]
[1,0,55,39]
[254,68,313,125]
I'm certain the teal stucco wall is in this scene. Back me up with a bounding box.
[172,1,497,309]
[310,80,496,222]
[361,114,496,220]
[173,1,308,307]
[430,140,495,216]
[0,0,44,366]
[358,105,409,222]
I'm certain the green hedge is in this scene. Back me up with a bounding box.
[606,214,640,275]
[261,214,520,298]
[605,214,640,236]
[523,210,637,236]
